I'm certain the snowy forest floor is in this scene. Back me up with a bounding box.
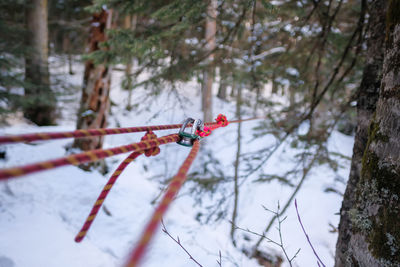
[0,57,354,267]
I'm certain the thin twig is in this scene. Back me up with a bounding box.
[233,203,300,267]
[254,105,350,250]
[161,220,204,267]
[233,223,281,247]
[253,147,322,249]
[230,86,242,246]
[294,199,326,267]
[217,250,222,267]
[265,203,301,267]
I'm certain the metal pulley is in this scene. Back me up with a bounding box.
[177,118,204,147]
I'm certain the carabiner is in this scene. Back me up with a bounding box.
[177,118,204,147]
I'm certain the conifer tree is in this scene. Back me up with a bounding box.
[24,0,57,125]
[48,0,92,73]
[0,1,29,118]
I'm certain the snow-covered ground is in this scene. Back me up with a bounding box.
[0,58,354,267]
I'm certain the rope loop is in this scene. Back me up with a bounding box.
[216,114,229,127]
[141,131,160,157]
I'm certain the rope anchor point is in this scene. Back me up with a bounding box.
[176,118,203,147]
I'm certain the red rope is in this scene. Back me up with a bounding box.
[0,116,259,145]
[0,134,179,181]
[124,115,230,266]
[0,122,218,145]
[74,115,230,247]
[0,115,247,181]
[75,131,161,242]
[75,151,142,242]
[0,114,257,265]
[125,140,200,267]
[0,124,183,144]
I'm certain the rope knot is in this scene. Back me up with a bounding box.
[216,114,229,127]
[141,131,160,157]
[197,126,211,137]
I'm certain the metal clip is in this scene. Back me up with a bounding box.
[177,118,204,147]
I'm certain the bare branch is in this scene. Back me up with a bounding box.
[216,250,222,267]
[161,220,204,267]
[294,200,326,267]
[232,204,300,267]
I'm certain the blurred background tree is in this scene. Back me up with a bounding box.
[0,0,30,118]
[24,0,56,125]
[0,0,91,124]
[2,0,398,265]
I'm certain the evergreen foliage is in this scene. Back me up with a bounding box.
[0,0,91,123]
[0,0,29,117]
[48,0,91,55]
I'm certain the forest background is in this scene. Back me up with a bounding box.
[0,0,399,266]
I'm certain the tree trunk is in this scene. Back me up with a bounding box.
[230,83,236,98]
[73,9,112,151]
[335,0,386,265]
[125,14,137,110]
[230,84,241,246]
[62,33,75,75]
[338,1,400,265]
[271,70,278,95]
[202,0,217,122]
[218,59,229,100]
[307,98,329,142]
[217,68,228,100]
[24,0,56,125]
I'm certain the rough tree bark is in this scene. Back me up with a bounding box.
[24,0,56,125]
[335,0,386,265]
[337,1,400,265]
[202,0,217,123]
[73,9,112,151]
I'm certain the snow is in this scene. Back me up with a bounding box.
[0,58,354,267]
